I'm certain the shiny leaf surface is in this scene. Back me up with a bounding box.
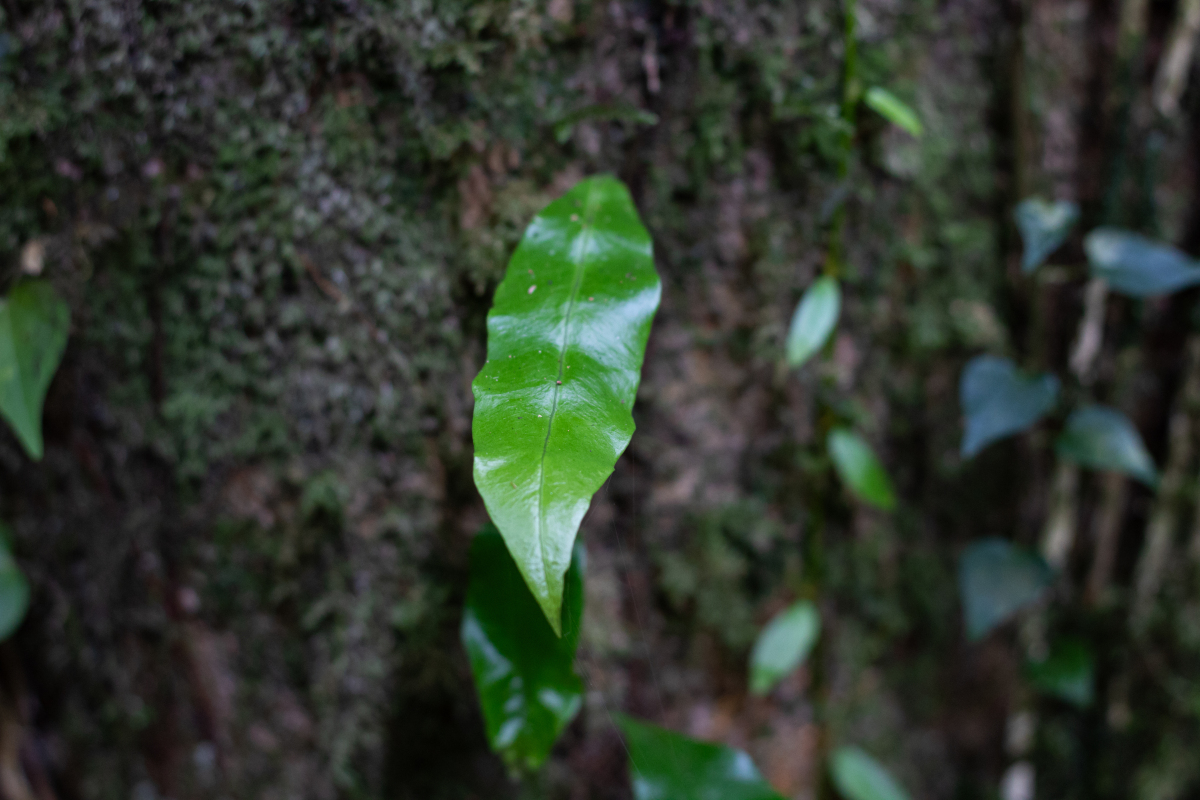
[618,715,786,800]
[1026,638,1094,708]
[959,538,1053,641]
[461,527,584,772]
[0,281,69,460]
[749,600,820,695]
[828,428,896,511]
[1056,405,1158,487]
[1084,228,1200,297]
[786,276,841,368]
[960,355,1059,457]
[1014,198,1079,273]
[830,747,911,800]
[472,175,661,633]
[864,88,923,137]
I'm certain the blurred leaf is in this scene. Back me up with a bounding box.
[0,527,28,641]
[960,355,1059,458]
[959,538,1054,641]
[786,277,841,368]
[1056,405,1158,487]
[617,715,786,800]
[554,103,659,143]
[1014,198,1079,273]
[1026,638,1094,708]
[0,280,70,460]
[863,88,923,137]
[1084,228,1200,297]
[828,428,896,511]
[461,527,584,773]
[749,600,820,695]
[829,747,911,800]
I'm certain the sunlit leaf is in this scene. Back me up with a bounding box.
[864,88,923,137]
[830,747,911,800]
[1056,405,1157,487]
[959,538,1054,641]
[0,280,70,460]
[786,276,841,368]
[1014,198,1079,273]
[617,715,786,800]
[0,526,28,641]
[749,600,820,695]
[1026,638,1094,708]
[960,355,1059,458]
[472,175,661,633]
[461,527,584,772]
[1084,228,1200,297]
[828,428,896,511]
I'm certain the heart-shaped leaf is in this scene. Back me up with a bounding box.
[472,175,661,633]
[828,428,896,511]
[1084,228,1200,297]
[749,600,821,695]
[959,538,1054,641]
[960,355,1059,458]
[1056,405,1157,487]
[617,715,786,800]
[786,276,841,368]
[830,747,911,800]
[461,527,584,772]
[0,281,70,460]
[1014,198,1079,273]
[0,527,28,641]
[864,87,923,137]
[1026,638,1094,708]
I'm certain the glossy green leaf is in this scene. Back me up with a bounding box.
[0,281,69,460]
[1014,198,1079,273]
[0,527,28,641]
[786,276,841,368]
[749,600,820,695]
[1056,405,1158,487]
[960,355,1059,458]
[863,87,923,137]
[1084,228,1200,297]
[959,538,1054,641]
[472,175,661,633]
[828,428,896,511]
[617,715,786,800]
[830,747,911,800]
[1026,638,1094,708]
[461,526,584,772]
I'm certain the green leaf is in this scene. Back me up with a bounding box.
[1014,198,1079,273]
[960,355,1059,458]
[461,526,584,772]
[1026,638,1094,708]
[0,529,28,641]
[1084,228,1200,297]
[617,715,786,800]
[0,280,70,460]
[786,276,841,368]
[554,103,660,144]
[472,175,661,634]
[1056,405,1158,487]
[959,538,1054,641]
[863,87,923,137]
[829,747,911,800]
[828,428,896,511]
[749,600,820,695]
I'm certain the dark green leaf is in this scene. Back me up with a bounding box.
[1026,638,1094,708]
[1014,198,1079,273]
[617,715,786,800]
[0,280,70,460]
[1056,405,1158,487]
[461,527,584,772]
[749,600,820,695]
[786,276,841,368]
[959,538,1054,641]
[1084,228,1200,297]
[830,747,911,800]
[554,104,660,144]
[828,428,896,511]
[863,88,923,137]
[960,355,1059,458]
[472,175,661,633]
[0,527,28,641]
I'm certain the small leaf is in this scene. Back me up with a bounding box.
[1026,638,1094,708]
[0,527,28,641]
[461,526,584,772]
[554,103,660,143]
[786,277,841,368]
[829,747,911,800]
[959,538,1054,641]
[960,355,1059,458]
[828,428,896,511]
[617,715,786,800]
[749,600,821,695]
[472,175,661,633]
[864,87,923,137]
[1084,228,1200,297]
[0,281,70,460]
[1014,198,1079,273]
[1056,405,1157,487]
